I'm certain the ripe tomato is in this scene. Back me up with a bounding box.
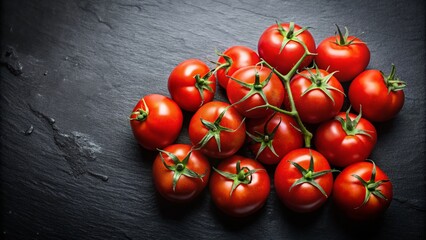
[209,155,270,217]
[215,46,260,88]
[152,144,210,203]
[349,65,406,122]
[315,108,377,168]
[333,161,393,220]
[130,94,183,150]
[315,25,370,82]
[168,59,216,112]
[246,112,303,165]
[226,65,285,118]
[274,149,336,213]
[258,22,316,75]
[284,67,345,124]
[188,101,246,158]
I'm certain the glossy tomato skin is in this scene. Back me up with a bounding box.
[316,36,370,82]
[258,22,316,75]
[152,144,210,203]
[130,94,183,150]
[315,112,377,168]
[189,101,246,158]
[227,65,285,118]
[274,149,334,213]
[349,70,405,122]
[216,46,260,88]
[246,112,303,165]
[209,155,270,217]
[333,161,393,220]
[168,59,216,112]
[285,69,344,124]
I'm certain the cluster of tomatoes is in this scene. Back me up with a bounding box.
[130,22,406,220]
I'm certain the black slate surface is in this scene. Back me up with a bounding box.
[1,0,425,239]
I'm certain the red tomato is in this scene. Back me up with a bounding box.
[315,109,377,167]
[215,46,260,88]
[274,149,336,213]
[246,112,303,165]
[258,22,316,75]
[152,144,210,203]
[333,161,393,220]
[168,59,216,112]
[130,94,183,150]
[189,101,246,158]
[349,65,406,122]
[209,155,270,217]
[284,68,345,124]
[227,65,285,118]
[315,25,370,82]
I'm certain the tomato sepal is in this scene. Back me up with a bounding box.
[289,151,339,198]
[158,148,206,192]
[299,65,345,105]
[246,113,281,159]
[129,98,149,122]
[212,160,265,196]
[336,106,373,138]
[381,64,406,93]
[195,106,245,153]
[351,160,390,209]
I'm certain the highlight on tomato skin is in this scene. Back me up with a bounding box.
[129,94,183,150]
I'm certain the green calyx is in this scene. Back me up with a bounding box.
[336,106,373,138]
[196,106,245,152]
[246,113,281,160]
[130,98,149,122]
[211,49,233,75]
[351,160,390,209]
[300,64,345,105]
[158,149,205,192]
[276,21,310,54]
[194,70,215,106]
[382,64,406,93]
[213,160,264,196]
[289,152,339,197]
[334,24,358,46]
[230,67,274,112]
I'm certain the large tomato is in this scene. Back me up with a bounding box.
[333,161,393,220]
[274,149,336,213]
[130,94,183,150]
[349,65,406,122]
[188,101,246,158]
[209,155,270,217]
[315,109,377,168]
[246,112,303,165]
[168,59,216,112]
[284,68,345,124]
[227,65,285,118]
[258,22,316,75]
[152,144,210,203]
[215,46,260,88]
[315,25,370,82]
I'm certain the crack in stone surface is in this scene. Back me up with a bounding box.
[29,105,105,180]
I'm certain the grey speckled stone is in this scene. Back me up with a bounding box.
[1,0,425,239]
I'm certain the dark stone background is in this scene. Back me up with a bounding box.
[1,0,425,239]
